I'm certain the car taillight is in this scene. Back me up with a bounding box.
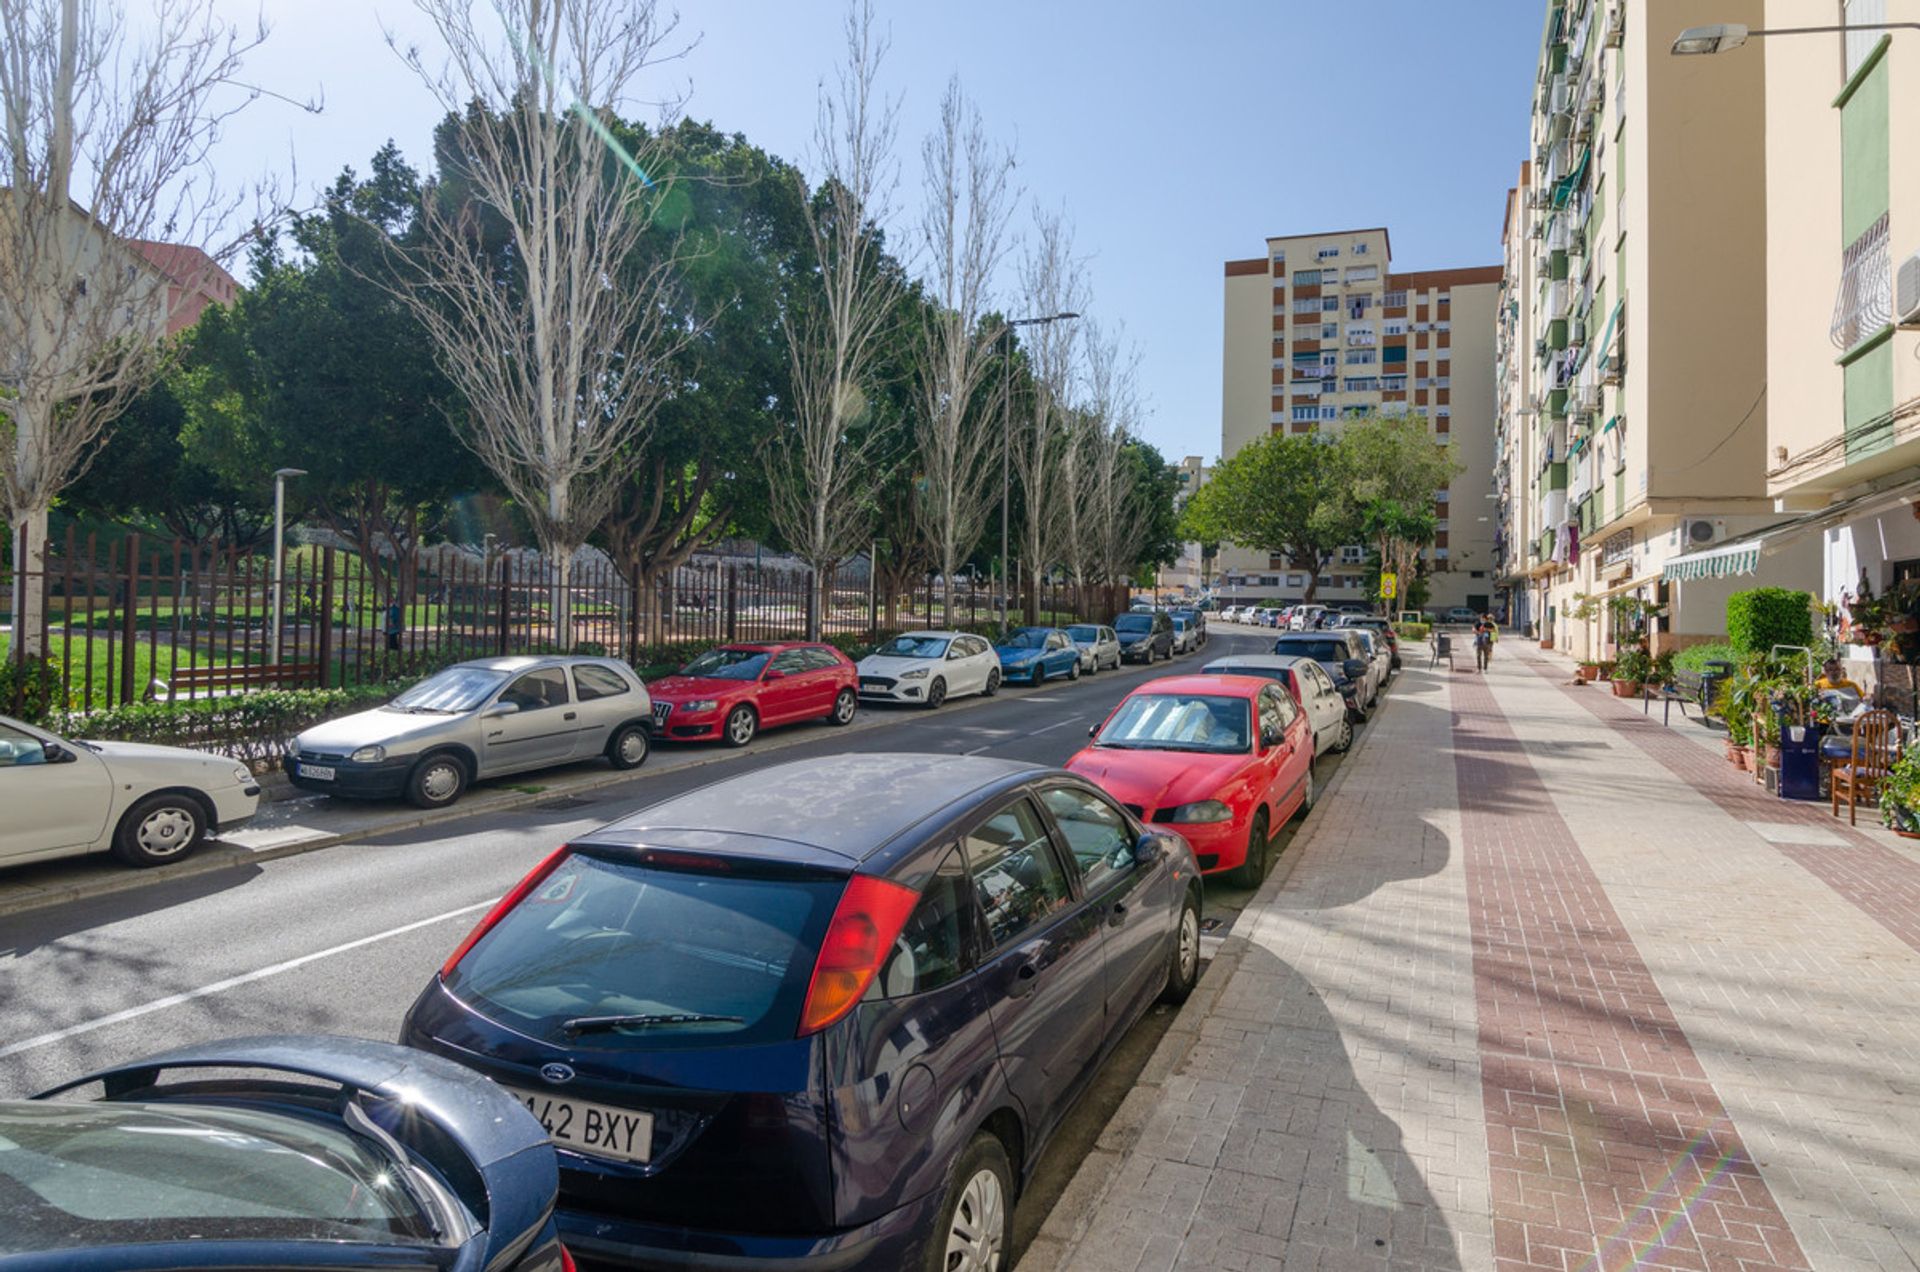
[558,1243,577,1272]
[797,874,920,1036]
[440,845,571,978]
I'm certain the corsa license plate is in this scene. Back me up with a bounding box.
[508,1087,653,1164]
[297,764,336,781]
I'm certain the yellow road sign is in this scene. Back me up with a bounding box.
[1379,572,1398,599]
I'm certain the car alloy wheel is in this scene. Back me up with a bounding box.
[113,794,205,866]
[407,755,467,809]
[1160,890,1201,1004]
[725,705,758,747]
[1336,718,1354,753]
[926,677,947,709]
[830,688,858,725]
[1067,660,1080,681]
[930,1134,1012,1272]
[1297,763,1316,817]
[608,723,649,770]
[1233,810,1269,889]
[983,668,1001,696]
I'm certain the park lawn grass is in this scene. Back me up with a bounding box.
[2,632,208,709]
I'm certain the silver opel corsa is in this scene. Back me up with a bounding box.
[284,655,654,808]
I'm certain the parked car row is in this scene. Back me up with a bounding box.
[1216,602,1381,630]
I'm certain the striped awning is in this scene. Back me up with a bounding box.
[1663,539,1762,582]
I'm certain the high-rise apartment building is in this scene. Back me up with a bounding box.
[1218,228,1501,612]
[1493,165,1539,631]
[1500,0,1775,657]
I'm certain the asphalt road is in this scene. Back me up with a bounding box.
[0,622,1368,1261]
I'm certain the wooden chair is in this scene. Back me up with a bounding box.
[1831,708,1899,826]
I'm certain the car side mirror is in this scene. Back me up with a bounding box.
[1261,725,1284,748]
[1088,723,1100,738]
[1133,832,1165,865]
[484,701,519,718]
[764,669,788,680]
[1344,659,1368,681]
[42,742,75,764]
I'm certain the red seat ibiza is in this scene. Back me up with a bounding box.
[645,642,859,747]
[1065,674,1314,886]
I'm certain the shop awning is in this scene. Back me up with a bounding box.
[1595,571,1662,599]
[1662,540,1761,582]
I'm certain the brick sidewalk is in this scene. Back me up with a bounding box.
[1028,653,1920,1272]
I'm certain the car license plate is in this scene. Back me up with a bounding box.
[298,764,336,781]
[507,1087,653,1164]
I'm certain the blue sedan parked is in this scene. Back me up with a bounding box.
[5,1035,570,1271]
[994,626,1082,686]
[401,754,1203,1272]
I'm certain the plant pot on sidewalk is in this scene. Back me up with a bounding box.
[1610,679,1643,698]
[1538,637,1555,650]
[1733,745,1754,771]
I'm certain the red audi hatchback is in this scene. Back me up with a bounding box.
[1065,674,1314,886]
[645,643,858,747]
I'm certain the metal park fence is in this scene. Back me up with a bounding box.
[3,532,1128,716]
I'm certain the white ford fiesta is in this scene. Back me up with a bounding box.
[0,713,261,870]
[854,630,1002,708]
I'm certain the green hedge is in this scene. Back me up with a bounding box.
[53,684,402,768]
[1726,588,1813,656]
[1395,622,1431,643]
[1673,641,1739,673]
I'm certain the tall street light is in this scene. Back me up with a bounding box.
[269,468,307,667]
[998,311,1081,629]
[1671,20,1918,56]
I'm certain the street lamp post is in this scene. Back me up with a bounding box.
[269,467,307,667]
[1671,20,1918,56]
[998,311,1081,630]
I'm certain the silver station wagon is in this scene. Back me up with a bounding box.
[283,655,654,808]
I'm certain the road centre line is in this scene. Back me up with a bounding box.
[0,901,492,1061]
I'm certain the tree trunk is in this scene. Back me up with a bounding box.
[8,509,49,661]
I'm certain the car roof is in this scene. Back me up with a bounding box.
[451,654,575,673]
[1203,654,1309,671]
[1125,673,1271,699]
[587,753,1044,863]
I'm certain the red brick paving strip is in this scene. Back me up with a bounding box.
[1451,671,1810,1272]
[1517,652,1920,957]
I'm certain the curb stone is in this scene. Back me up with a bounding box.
[1013,675,1390,1271]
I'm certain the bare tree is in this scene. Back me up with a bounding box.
[770,0,898,639]
[387,0,691,646]
[913,76,1013,626]
[1010,209,1084,619]
[1083,321,1148,588]
[1,0,271,660]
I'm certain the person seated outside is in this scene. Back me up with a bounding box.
[1816,659,1863,696]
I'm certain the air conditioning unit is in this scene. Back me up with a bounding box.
[1600,350,1624,385]
[1682,518,1724,548]
[1605,6,1625,48]
[1898,250,1920,326]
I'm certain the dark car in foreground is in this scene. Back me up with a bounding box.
[5,1035,569,1271]
[401,754,1202,1271]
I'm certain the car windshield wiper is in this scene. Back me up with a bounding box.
[561,1012,745,1034]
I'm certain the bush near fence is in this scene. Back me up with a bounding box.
[52,685,402,769]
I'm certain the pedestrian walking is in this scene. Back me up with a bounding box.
[384,598,404,652]
[1474,614,1495,671]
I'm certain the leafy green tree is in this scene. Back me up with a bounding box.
[1335,412,1460,609]
[1123,439,1182,581]
[1177,433,1358,602]
[186,146,485,596]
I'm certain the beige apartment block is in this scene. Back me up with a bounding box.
[1219,227,1501,613]
[1493,164,1539,633]
[1162,454,1214,596]
[1657,2,1920,673]
[1505,0,1778,660]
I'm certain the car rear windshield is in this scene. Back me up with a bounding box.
[1005,629,1050,649]
[0,1101,436,1252]
[1276,640,1348,663]
[682,648,771,680]
[444,848,844,1047]
[1066,625,1100,641]
[1113,615,1152,633]
[1207,665,1291,688]
[391,666,509,713]
[1097,693,1250,753]
[874,635,950,659]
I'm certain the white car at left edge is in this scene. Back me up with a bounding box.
[0,713,261,870]
[855,630,1002,708]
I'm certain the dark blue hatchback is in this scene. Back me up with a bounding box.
[401,753,1203,1271]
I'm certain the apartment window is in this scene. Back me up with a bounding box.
[1270,249,1286,263]
[1317,246,1340,260]
[1437,294,1451,306]
[1344,377,1380,392]
[1435,320,1451,331]
[1344,350,1376,365]
[1435,490,1450,504]
[1345,266,1378,283]
[1322,297,1339,311]
[1340,545,1366,565]
[1291,405,1319,422]
[1320,323,1339,340]
[1293,268,1321,285]
[1382,374,1407,391]
[1320,406,1338,421]
[1846,0,1886,79]
[1382,290,1407,308]
[1292,296,1319,315]
[1353,242,1369,255]
[1319,351,1338,369]
[1382,319,1406,336]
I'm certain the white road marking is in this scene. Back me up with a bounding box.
[964,744,993,756]
[0,900,493,1060]
[1030,719,1076,734]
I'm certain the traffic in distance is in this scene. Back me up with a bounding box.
[0,601,1432,1270]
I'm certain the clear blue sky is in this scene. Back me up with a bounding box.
[208,0,1545,463]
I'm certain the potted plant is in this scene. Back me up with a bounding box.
[1718,659,1765,769]
[1611,648,1652,697]
[1881,749,1920,838]
[1574,658,1610,684]
[1726,711,1754,769]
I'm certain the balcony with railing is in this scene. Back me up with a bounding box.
[1830,211,1892,352]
